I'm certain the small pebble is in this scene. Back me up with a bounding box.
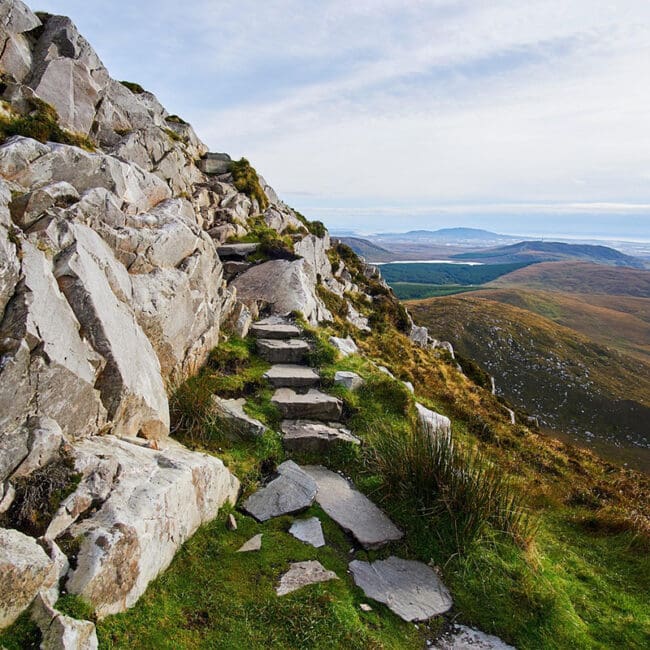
[360,603,373,612]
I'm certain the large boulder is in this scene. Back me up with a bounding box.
[54,223,169,439]
[64,436,239,617]
[0,240,106,442]
[0,2,40,84]
[0,528,58,628]
[232,258,332,325]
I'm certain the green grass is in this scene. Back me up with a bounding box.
[380,262,531,285]
[119,80,145,94]
[96,507,425,649]
[229,158,269,211]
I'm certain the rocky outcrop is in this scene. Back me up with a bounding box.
[63,436,239,617]
[32,593,99,650]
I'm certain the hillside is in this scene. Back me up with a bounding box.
[475,288,650,363]
[493,260,650,296]
[407,294,650,470]
[0,3,649,650]
[453,241,645,268]
[338,236,396,262]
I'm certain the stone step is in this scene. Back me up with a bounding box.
[349,556,452,622]
[272,389,343,421]
[217,243,259,260]
[264,365,319,388]
[250,319,302,340]
[240,460,316,522]
[281,420,360,453]
[256,338,309,364]
[302,465,403,549]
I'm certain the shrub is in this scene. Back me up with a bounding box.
[291,209,327,238]
[316,284,348,320]
[0,97,95,150]
[229,158,269,211]
[165,114,188,125]
[368,420,536,552]
[120,80,145,94]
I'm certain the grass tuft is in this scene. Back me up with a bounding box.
[229,158,269,211]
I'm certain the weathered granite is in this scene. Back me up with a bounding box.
[250,320,301,340]
[329,336,358,357]
[272,389,343,421]
[264,364,320,388]
[433,625,516,650]
[236,534,263,553]
[211,396,267,439]
[281,420,360,454]
[334,371,364,391]
[416,403,452,438]
[256,338,309,364]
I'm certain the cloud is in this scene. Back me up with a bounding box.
[36,1,650,236]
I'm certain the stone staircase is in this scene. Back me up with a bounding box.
[228,316,455,625]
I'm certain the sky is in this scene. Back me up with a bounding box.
[34,1,650,238]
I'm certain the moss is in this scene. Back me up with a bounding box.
[119,80,146,94]
[229,158,269,211]
[55,594,95,621]
[230,215,297,261]
[164,127,183,143]
[0,611,41,650]
[0,97,95,150]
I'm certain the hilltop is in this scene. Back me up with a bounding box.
[453,240,645,267]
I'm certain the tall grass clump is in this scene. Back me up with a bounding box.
[368,421,536,552]
[229,157,269,211]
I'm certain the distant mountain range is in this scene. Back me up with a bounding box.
[453,241,645,268]
[373,228,517,242]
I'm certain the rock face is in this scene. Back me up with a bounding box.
[63,437,239,617]
[303,466,402,549]
[349,557,453,622]
[241,460,317,522]
[276,561,338,596]
[0,528,57,627]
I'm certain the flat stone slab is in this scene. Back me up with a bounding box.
[302,466,402,549]
[264,364,320,388]
[433,625,515,649]
[281,420,360,453]
[212,396,267,439]
[241,460,317,522]
[217,243,259,259]
[250,321,302,340]
[257,338,309,364]
[223,260,251,279]
[272,389,343,421]
[276,560,338,596]
[289,517,325,548]
[237,534,263,553]
[349,557,453,622]
[334,371,364,391]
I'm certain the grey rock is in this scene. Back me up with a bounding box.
[9,181,80,229]
[0,482,16,513]
[272,388,343,421]
[211,396,267,439]
[433,625,516,650]
[281,420,360,454]
[416,403,452,438]
[376,365,395,378]
[264,364,320,388]
[0,0,41,33]
[0,527,57,628]
[276,560,338,596]
[409,324,430,348]
[329,336,358,357]
[289,517,325,548]
[11,416,64,478]
[55,223,169,439]
[303,466,402,549]
[294,233,332,283]
[349,557,452,622]
[217,243,259,259]
[65,436,239,617]
[0,240,107,441]
[232,259,333,326]
[198,152,232,175]
[334,371,364,391]
[250,319,301,340]
[257,338,309,364]
[241,460,317,522]
[31,592,98,650]
[403,381,415,393]
[237,534,263,553]
[226,514,238,531]
[223,260,251,279]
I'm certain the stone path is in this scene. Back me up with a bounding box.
[349,557,452,622]
[241,460,316,522]
[433,626,516,650]
[234,316,453,620]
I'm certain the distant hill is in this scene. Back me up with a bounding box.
[453,241,645,268]
[337,236,396,261]
[407,294,650,468]
[380,261,531,285]
[374,228,516,242]
[493,261,650,297]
